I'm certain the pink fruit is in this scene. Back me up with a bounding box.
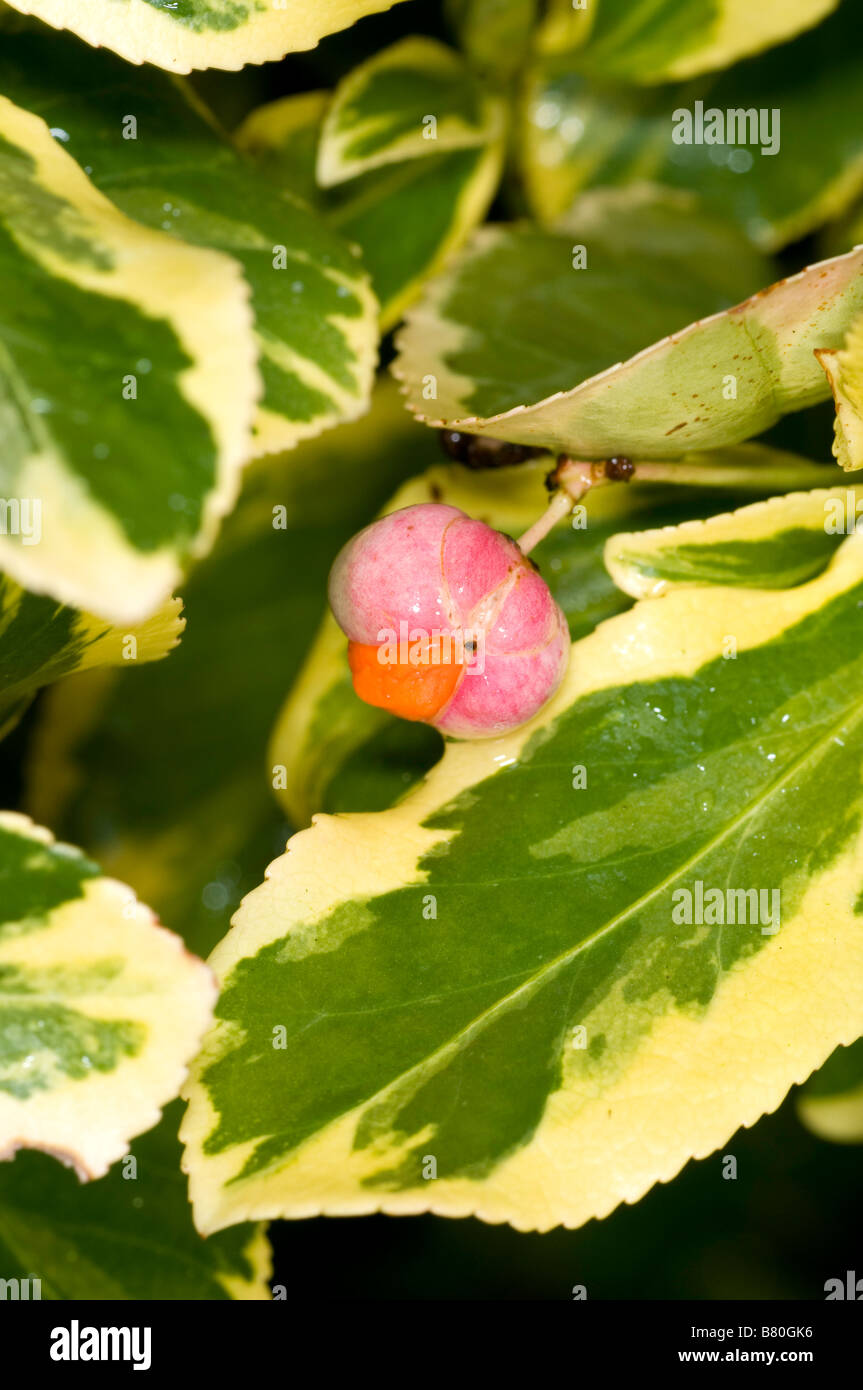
[328,503,570,738]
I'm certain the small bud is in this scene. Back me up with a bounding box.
[605,456,634,482]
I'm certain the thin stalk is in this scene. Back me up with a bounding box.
[556,456,847,496]
[518,459,615,552]
[517,488,575,554]
[519,453,848,555]
[631,460,846,490]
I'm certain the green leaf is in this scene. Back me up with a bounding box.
[0,1103,270,1298]
[538,0,838,85]
[605,486,854,597]
[317,37,505,187]
[0,29,378,465]
[0,813,214,1178]
[237,87,504,333]
[0,90,257,624]
[274,443,839,825]
[445,0,539,78]
[182,509,863,1235]
[3,0,411,73]
[797,1037,863,1144]
[393,187,863,459]
[520,3,863,250]
[237,92,331,209]
[23,381,426,961]
[0,582,182,741]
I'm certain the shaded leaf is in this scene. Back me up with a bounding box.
[237,91,330,208]
[0,1103,270,1298]
[537,0,838,85]
[520,3,863,250]
[445,0,538,78]
[0,813,215,1178]
[797,1038,863,1144]
[394,187,863,459]
[0,583,182,741]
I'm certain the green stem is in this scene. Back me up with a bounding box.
[520,455,848,554]
[556,456,846,497]
[630,460,846,490]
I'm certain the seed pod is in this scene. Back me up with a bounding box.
[329,503,569,738]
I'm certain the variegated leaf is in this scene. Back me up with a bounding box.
[3,0,410,73]
[444,0,538,77]
[521,4,863,250]
[0,30,378,464]
[605,486,855,598]
[0,580,183,740]
[0,91,258,624]
[183,517,863,1234]
[536,0,838,85]
[317,37,506,187]
[0,814,215,1179]
[273,442,838,825]
[237,85,504,334]
[797,1038,863,1144]
[393,188,863,460]
[23,383,426,960]
[0,1103,270,1298]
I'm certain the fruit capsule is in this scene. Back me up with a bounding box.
[329,503,569,738]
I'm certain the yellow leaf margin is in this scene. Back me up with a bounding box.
[5,1,411,74]
[1,813,216,1180]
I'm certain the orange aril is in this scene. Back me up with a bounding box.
[348,640,464,721]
